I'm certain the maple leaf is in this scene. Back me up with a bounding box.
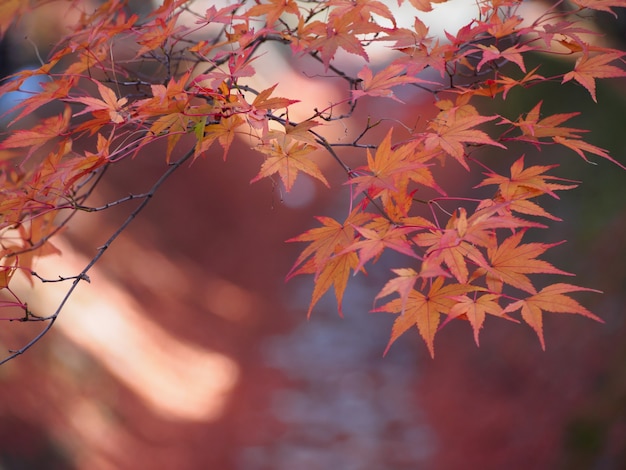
[202,3,245,24]
[244,84,299,136]
[375,267,419,312]
[345,221,419,272]
[477,155,577,199]
[495,66,545,99]
[553,136,626,170]
[533,21,590,50]
[443,293,518,346]
[287,209,373,316]
[6,77,77,126]
[245,0,300,27]
[402,0,447,12]
[475,155,579,220]
[297,13,377,69]
[459,202,546,248]
[251,134,328,191]
[135,17,181,57]
[502,283,603,350]
[571,0,626,17]
[413,208,490,283]
[423,100,505,169]
[348,130,426,197]
[351,63,433,102]
[475,230,572,294]
[68,81,128,124]
[487,9,523,39]
[500,100,581,143]
[0,107,72,162]
[292,250,360,318]
[137,73,191,115]
[148,112,189,163]
[562,51,626,102]
[476,44,531,73]
[328,0,396,26]
[287,209,373,278]
[348,131,444,218]
[377,276,480,357]
[198,115,245,160]
[251,84,299,111]
[0,261,17,290]
[280,120,321,147]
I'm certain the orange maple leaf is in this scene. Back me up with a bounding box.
[135,16,181,57]
[476,44,531,73]
[251,84,299,111]
[413,208,493,284]
[0,106,72,162]
[500,101,581,143]
[553,136,626,170]
[562,51,626,102]
[278,120,321,147]
[571,0,626,17]
[347,130,444,219]
[245,0,300,27]
[293,250,360,318]
[476,230,572,294]
[348,130,427,197]
[443,293,518,346]
[502,283,603,350]
[424,100,505,169]
[403,0,447,12]
[375,267,419,310]
[298,13,377,69]
[495,66,545,99]
[147,112,189,162]
[377,276,480,357]
[500,102,625,168]
[475,155,579,220]
[287,209,373,316]
[351,63,433,102]
[287,208,373,276]
[328,0,396,26]
[198,115,245,160]
[346,221,419,271]
[68,81,129,124]
[251,134,329,191]
[6,77,77,126]
[477,155,577,199]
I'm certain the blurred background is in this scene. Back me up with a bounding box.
[0,1,625,469]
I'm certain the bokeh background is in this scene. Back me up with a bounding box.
[0,1,625,469]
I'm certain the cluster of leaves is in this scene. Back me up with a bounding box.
[0,0,625,361]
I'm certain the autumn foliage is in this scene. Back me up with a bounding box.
[0,0,625,362]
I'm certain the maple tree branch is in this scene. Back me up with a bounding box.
[0,146,195,366]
